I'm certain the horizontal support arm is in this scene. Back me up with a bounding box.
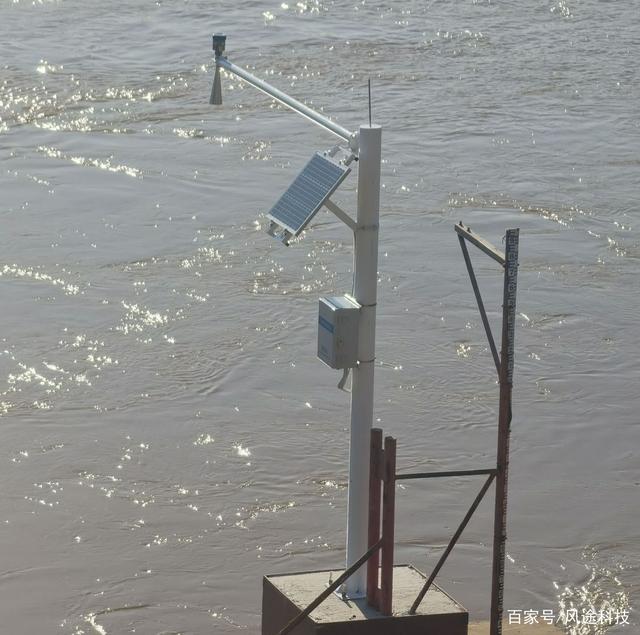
[216,56,358,151]
[396,468,497,481]
[455,222,506,267]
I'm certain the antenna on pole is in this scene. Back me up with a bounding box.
[368,79,372,127]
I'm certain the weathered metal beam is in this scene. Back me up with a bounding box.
[380,436,396,616]
[395,468,496,481]
[366,429,383,609]
[455,222,506,267]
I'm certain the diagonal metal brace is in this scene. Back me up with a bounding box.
[457,233,501,375]
[277,538,383,635]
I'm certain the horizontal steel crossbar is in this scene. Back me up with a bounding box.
[395,468,497,480]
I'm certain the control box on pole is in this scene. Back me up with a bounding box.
[317,295,360,369]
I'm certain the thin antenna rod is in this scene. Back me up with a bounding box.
[368,79,372,127]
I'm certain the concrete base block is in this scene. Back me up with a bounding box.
[262,564,468,635]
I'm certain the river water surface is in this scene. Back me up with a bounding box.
[1,1,638,633]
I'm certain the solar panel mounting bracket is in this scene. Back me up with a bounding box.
[324,198,356,232]
[267,222,294,246]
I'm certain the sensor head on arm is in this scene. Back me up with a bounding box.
[210,34,226,105]
[212,34,226,59]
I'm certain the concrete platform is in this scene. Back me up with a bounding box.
[263,564,468,634]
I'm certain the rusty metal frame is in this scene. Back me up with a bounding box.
[409,472,496,613]
[407,223,519,635]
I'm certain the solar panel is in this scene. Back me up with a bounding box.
[267,152,351,240]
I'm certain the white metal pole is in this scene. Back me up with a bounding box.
[344,124,382,596]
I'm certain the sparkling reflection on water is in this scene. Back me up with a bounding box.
[1,0,638,633]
